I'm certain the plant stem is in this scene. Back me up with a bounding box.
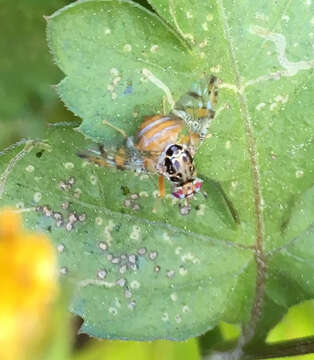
[204,336,314,360]
[244,336,314,359]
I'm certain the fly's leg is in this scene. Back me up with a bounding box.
[99,145,106,157]
[197,75,219,142]
[158,175,165,198]
[152,175,165,213]
[171,75,219,144]
[102,119,146,173]
[102,119,128,139]
[208,75,219,107]
[162,96,167,115]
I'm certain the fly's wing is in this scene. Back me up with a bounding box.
[173,77,217,143]
[77,143,161,174]
[77,143,167,201]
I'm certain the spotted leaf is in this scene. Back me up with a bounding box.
[0,126,255,340]
[2,0,314,346]
[47,0,204,147]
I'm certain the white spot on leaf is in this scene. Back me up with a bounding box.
[196,204,205,216]
[33,192,42,203]
[59,266,68,275]
[296,170,304,178]
[256,102,266,111]
[123,44,132,52]
[150,45,159,53]
[110,68,119,76]
[210,64,221,73]
[97,269,107,279]
[175,314,182,323]
[186,11,193,19]
[63,162,74,169]
[95,217,103,226]
[25,165,34,173]
[170,293,178,301]
[175,247,182,255]
[179,267,188,276]
[90,175,97,185]
[225,140,231,149]
[108,307,118,316]
[57,244,64,253]
[130,280,140,289]
[130,225,141,241]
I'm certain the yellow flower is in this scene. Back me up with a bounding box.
[0,209,58,360]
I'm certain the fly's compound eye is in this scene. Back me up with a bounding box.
[172,188,185,199]
[193,178,203,192]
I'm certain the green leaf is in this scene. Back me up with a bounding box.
[0,126,255,340]
[145,0,314,337]
[47,0,203,146]
[73,338,200,360]
[265,185,314,308]
[3,0,314,344]
[267,300,314,342]
[32,288,72,360]
[282,185,314,242]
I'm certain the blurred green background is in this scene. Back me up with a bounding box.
[0,0,77,149]
[1,1,314,359]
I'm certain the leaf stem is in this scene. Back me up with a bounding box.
[216,0,267,345]
[204,336,314,360]
[244,336,314,359]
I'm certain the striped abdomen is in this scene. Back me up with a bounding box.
[136,115,184,153]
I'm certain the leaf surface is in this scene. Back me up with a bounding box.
[47,0,202,146]
[0,127,254,340]
[2,0,314,342]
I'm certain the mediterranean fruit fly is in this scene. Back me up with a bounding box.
[78,76,218,215]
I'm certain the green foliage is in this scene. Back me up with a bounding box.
[1,0,314,349]
[268,300,314,343]
[0,126,255,340]
[47,0,201,146]
[73,338,200,360]
[32,288,73,360]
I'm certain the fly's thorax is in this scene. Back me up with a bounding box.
[156,144,195,184]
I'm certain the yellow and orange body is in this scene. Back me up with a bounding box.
[136,114,200,172]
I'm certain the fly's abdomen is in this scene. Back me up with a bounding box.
[136,115,184,153]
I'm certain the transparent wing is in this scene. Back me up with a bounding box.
[77,142,161,174]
